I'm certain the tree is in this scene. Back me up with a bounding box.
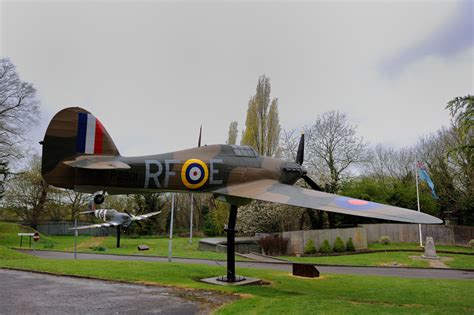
[241,75,281,156]
[226,121,238,145]
[64,190,90,221]
[0,58,39,162]
[365,144,415,180]
[3,156,48,228]
[279,128,302,162]
[304,110,368,228]
[0,58,39,195]
[305,110,368,193]
[445,96,473,224]
[446,95,473,155]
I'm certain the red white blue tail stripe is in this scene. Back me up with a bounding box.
[76,112,104,154]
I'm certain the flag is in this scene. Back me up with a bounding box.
[416,161,438,199]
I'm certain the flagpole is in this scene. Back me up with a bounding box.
[168,193,175,262]
[415,160,423,247]
[189,193,193,244]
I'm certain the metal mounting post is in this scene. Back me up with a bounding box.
[116,226,121,248]
[226,204,238,282]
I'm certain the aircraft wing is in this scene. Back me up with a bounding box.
[133,211,162,221]
[71,221,122,230]
[214,179,442,224]
[63,155,130,170]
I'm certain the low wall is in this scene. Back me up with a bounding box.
[281,227,368,255]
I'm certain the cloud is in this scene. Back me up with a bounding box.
[381,0,473,77]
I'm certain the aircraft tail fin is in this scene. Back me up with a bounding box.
[41,107,120,188]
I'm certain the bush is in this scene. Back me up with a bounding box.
[379,235,391,245]
[260,234,288,256]
[304,240,317,254]
[43,243,54,249]
[469,239,474,249]
[333,237,346,253]
[319,239,332,254]
[203,213,221,237]
[346,237,356,251]
[92,246,106,252]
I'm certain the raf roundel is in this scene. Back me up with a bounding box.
[334,196,378,211]
[181,159,209,189]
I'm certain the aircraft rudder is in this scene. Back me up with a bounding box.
[41,107,120,186]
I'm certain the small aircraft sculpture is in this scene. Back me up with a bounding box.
[74,202,162,230]
[41,107,442,282]
[72,200,162,247]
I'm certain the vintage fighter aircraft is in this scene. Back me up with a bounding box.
[41,107,442,282]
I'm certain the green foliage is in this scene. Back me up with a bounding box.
[241,75,280,156]
[43,243,55,249]
[469,240,474,249]
[304,239,317,254]
[226,121,238,145]
[319,239,332,254]
[203,212,221,237]
[346,237,356,251]
[446,95,473,153]
[333,236,346,253]
[1,245,474,314]
[340,177,438,217]
[379,235,392,245]
[92,246,106,252]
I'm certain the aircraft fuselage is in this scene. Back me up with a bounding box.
[70,144,303,195]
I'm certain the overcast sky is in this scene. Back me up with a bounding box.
[1,0,472,157]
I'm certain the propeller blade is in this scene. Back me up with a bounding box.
[296,133,304,165]
[124,209,133,218]
[302,175,323,191]
[198,125,202,147]
[135,220,143,228]
[136,207,144,216]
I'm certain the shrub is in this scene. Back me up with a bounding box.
[43,243,54,249]
[319,239,332,254]
[203,213,221,237]
[260,234,288,256]
[346,237,356,251]
[379,235,391,245]
[304,240,317,254]
[333,237,346,253]
[92,246,106,252]
[469,239,474,249]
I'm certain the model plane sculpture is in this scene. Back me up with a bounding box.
[41,107,442,282]
[72,200,162,247]
[74,203,161,230]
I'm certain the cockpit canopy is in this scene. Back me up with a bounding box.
[230,145,258,158]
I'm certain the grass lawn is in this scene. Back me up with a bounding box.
[1,245,473,314]
[282,251,474,269]
[279,242,474,269]
[283,252,430,267]
[1,222,474,313]
[368,242,474,253]
[0,222,240,261]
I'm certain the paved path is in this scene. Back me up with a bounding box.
[20,250,474,280]
[0,269,231,314]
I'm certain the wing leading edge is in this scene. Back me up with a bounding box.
[133,211,162,221]
[214,179,442,224]
[72,221,121,230]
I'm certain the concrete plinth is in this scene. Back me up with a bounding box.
[200,276,262,286]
